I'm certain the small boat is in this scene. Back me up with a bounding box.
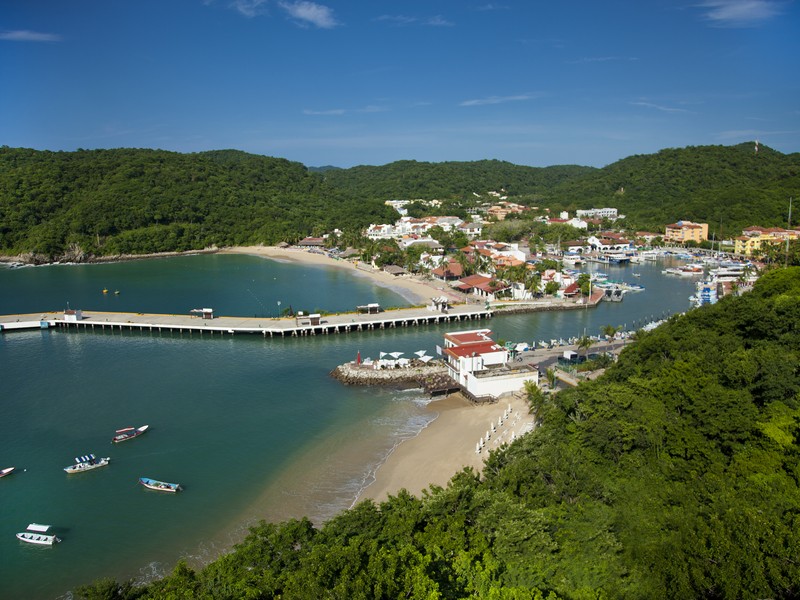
[64,454,110,474]
[16,523,60,546]
[631,272,641,278]
[102,288,108,294]
[0,466,15,478]
[139,477,182,493]
[112,425,149,443]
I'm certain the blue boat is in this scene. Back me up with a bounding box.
[139,477,181,493]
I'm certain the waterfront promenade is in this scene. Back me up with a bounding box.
[0,303,492,337]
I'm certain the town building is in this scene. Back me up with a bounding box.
[664,220,709,244]
[733,226,799,256]
[442,329,538,401]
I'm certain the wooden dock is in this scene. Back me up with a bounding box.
[0,304,492,338]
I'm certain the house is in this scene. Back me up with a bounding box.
[297,236,325,247]
[442,329,539,400]
[431,261,464,281]
[454,274,509,300]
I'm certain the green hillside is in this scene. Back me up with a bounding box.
[1,143,798,261]
[0,147,396,260]
[549,143,799,234]
[76,267,800,599]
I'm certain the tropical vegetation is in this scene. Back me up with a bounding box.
[75,266,800,599]
[1,143,797,261]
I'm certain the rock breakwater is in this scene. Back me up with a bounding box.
[331,359,451,391]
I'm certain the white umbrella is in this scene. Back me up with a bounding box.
[389,351,404,358]
[379,352,387,359]
[419,355,433,363]
[414,350,427,357]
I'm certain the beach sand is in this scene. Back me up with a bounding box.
[357,391,535,503]
[222,245,464,306]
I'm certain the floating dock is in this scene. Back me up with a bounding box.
[0,304,491,338]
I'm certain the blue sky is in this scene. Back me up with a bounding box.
[1,1,798,168]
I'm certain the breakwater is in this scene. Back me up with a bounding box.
[330,359,453,391]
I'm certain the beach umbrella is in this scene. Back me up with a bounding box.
[414,350,427,357]
[419,355,433,363]
[389,351,404,358]
[379,352,387,359]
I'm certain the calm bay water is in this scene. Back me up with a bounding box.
[0,254,697,599]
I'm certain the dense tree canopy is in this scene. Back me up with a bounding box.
[0,147,397,259]
[76,267,800,599]
[1,143,798,261]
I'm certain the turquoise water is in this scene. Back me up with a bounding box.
[0,255,697,599]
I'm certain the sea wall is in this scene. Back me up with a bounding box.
[330,360,449,389]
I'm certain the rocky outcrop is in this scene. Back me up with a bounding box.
[331,359,449,389]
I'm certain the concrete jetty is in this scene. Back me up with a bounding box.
[0,304,492,337]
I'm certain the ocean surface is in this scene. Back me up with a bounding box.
[0,254,698,599]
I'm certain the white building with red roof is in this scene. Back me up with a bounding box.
[442,329,538,400]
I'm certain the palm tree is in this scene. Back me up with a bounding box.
[576,334,594,361]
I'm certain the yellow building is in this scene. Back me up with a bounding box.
[665,220,709,244]
[734,227,799,256]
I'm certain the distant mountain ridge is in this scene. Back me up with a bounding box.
[0,143,797,259]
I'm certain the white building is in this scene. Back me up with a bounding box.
[442,329,539,400]
[576,207,620,220]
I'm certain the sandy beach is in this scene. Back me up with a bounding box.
[224,245,537,506]
[222,245,465,306]
[357,391,535,503]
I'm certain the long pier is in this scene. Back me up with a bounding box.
[0,304,492,338]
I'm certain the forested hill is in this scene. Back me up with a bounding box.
[549,143,800,233]
[0,147,397,259]
[322,143,799,235]
[76,267,800,599]
[1,143,798,260]
[320,159,596,200]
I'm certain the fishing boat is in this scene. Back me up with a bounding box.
[0,466,15,478]
[112,424,149,443]
[64,454,110,474]
[16,523,60,546]
[139,477,182,493]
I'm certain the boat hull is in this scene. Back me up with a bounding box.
[16,532,60,546]
[112,424,149,443]
[64,457,110,474]
[139,477,181,493]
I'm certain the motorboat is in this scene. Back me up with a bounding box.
[16,523,60,546]
[112,425,149,443]
[0,466,15,478]
[64,454,110,474]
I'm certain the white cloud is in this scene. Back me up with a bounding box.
[568,56,639,64]
[715,128,799,139]
[0,30,61,42]
[303,104,387,115]
[460,94,540,107]
[303,108,346,115]
[630,101,690,114]
[374,14,454,27]
[423,15,454,27]
[374,15,418,26]
[229,0,268,18]
[278,1,339,28]
[697,0,783,27]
